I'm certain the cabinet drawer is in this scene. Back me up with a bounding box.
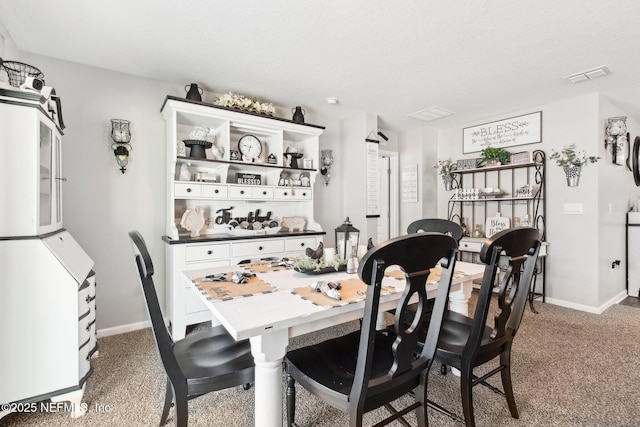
[274,187,312,200]
[459,240,483,252]
[201,184,228,198]
[232,239,285,258]
[78,280,95,313]
[175,182,202,197]
[78,309,96,347]
[285,236,319,253]
[252,187,274,198]
[185,243,231,262]
[228,185,274,199]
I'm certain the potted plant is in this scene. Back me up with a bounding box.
[550,144,599,187]
[434,159,457,190]
[481,146,512,166]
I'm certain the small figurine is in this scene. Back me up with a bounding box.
[305,242,324,259]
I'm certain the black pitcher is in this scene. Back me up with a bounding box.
[185,83,203,101]
[291,106,305,123]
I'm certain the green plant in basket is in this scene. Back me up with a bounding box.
[481,146,512,165]
[295,255,347,272]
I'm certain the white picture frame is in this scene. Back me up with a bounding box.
[463,111,542,154]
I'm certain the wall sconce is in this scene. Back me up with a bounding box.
[604,116,628,167]
[320,149,334,185]
[110,119,132,173]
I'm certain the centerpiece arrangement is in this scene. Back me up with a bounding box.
[550,144,599,187]
[294,253,347,274]
[214,92,276,116]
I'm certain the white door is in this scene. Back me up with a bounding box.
[377,150,399,244]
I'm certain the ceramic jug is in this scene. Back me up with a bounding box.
[185,83,203,101]
[291,106,305,123]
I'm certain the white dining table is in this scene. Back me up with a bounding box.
[183,261,484,427]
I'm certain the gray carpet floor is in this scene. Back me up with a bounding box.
[2,299,639,426]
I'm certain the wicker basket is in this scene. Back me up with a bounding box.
[1,61,45,87]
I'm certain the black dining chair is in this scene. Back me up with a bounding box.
[284,232,459,427]
[427,227,541,427]
[407,218,464,242]
[395,218,464,329]
[128,231,254,426]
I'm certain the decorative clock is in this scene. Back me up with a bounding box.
[238,134,262,162]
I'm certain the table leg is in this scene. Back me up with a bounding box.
[448,280,473,316]
[249,329,289,427]
[447,280,474,377]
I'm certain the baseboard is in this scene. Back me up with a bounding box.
[545,290,628,314]
[97,320,150,338]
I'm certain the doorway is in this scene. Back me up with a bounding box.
[377,150,399,243]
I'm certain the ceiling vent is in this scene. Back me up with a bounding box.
[565,65,610,84]
[407,106,455,122]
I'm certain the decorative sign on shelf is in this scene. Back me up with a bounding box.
[236,173,262,185]
[456,158,482,170]
[463,111,542,154]
[485,213,510,237]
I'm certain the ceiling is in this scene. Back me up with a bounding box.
[2,0,640,131]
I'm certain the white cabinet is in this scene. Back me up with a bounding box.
[0,231,96,418]
[0,89,96,419]
[0,89,64,237]
[161,97,326,338]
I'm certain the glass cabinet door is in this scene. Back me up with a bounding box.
[54,135,62,224]
[39,122,52,227]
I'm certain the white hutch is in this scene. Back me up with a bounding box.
[161,97,325,339]
[0,88,96,418]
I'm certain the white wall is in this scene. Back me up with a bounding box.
[397,127,438,233]
[3,42,339,334]
[436,93,635,312]
[597,95,640,304]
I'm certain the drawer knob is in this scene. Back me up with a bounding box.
[262,191,267,195]
[207,250,213,255]
[300,243,305,247]
[258,246,263,251]
[214,189,219,194]
[302,192,307,196]
[186,188,192,193]
[284,192,288,196]
[240,190,245,195]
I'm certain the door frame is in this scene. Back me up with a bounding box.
[379,149,399,239]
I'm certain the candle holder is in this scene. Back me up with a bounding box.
[111,119,132,174]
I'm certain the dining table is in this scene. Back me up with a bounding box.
[183,260,485,427]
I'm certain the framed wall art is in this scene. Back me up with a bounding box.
[463,111,542,154]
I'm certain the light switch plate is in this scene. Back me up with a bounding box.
[563,203,583,214]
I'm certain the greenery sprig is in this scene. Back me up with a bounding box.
[550,144,599,167]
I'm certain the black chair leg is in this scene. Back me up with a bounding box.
[174,384,189,427]
[160,378,173,426]
[286,372,296,427]
[500,351,519,418]
[460,369,476,427]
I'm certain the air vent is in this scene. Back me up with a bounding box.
[407,107,455,122]
[565,65,610,84]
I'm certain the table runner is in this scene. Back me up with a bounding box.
[291,278,398,307]
[193,273,275,301]
[241,262,287,273]
[385,267,467,281]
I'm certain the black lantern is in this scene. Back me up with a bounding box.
[335,217,360,260]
